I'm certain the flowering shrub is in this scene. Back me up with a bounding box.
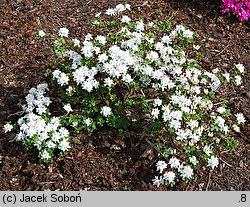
[4,84,71,162]
[4,3,246,187]
[221,0,250,21]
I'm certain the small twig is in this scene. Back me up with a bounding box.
[213,101,225,106]
[38,182,55,185]
[8,137,17,142]
[219,157,233,167]
[206,172,211,191]
[7,111,24,118]
[215,44,230,57]
[87,156,99,159]
[221,150,230,154]
[140,89,145,97]
[236,181,245,190]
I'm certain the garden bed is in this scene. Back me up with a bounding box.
[0,0,249,190]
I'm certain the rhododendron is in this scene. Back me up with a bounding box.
[207,156,219,170]
[4,3,246,188]
[221,0,250,21]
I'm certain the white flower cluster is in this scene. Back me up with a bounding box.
[153,158,195,186]
[5,84,71,161]
[3,123,13,133]
[23,83,51,115]
[101,106,112,117]
[153,153,219,187]
[105,3,131,16]
[58,27,69,37]
[52,70,69,86]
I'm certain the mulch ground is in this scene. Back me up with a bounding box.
[0,0,249,190]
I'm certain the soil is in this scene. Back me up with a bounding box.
[0,0,249,191]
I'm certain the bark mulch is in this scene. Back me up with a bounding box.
[0,0,249,190]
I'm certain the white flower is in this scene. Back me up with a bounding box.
[176,129,190,141]
[156,160,167,173]
[63,103,73,113]
[203,145,212,156]
[235,113,246,124]
[98,53,108,63]
[72,38,80,47]
[214,116,225,128]
[169,119,181,130]
[95,12,101,17]
[151,108,160,119]
[52,70,69,86]
[154,98,162,107]
[207,156,219,169]
[82,79,99,92]
[101,106,112,117]
[222,72,230,82]
[212,68,219,74]
[41,150,51,160]
[38,30,46,37]
[152,176,164,187]
[96,35,106,45]
[234,75,242,86]
[175,25,185,32]
[179,165,193,179]
[16,132,25,141]
[169,157,180,169]
[187,120,199,129]
[58,72,69,86]
[183,29,193,38]
[122,74,133,83]
[46,141,56,148]
[217,106,226,114]
[232,124,240,132]
[146,37,154,44]
[58,139,71,151]
[125,3,131,10]
[58,27,69,37]
[222,125,229,135]
[85,33,93,41]
[148,22,154,27]
[26,94,35,104]
[121,15,131,24]
[84,118,91,127]
[37,84,48,93]
[161,35,172,45]
[104,77,114,87]
[105,8,116,16]
[235,63,245,73]
[4,123,13,133]
[72,122,78,127]
[146,51,159,62]
[163,171,175,184]
[66,86,73,94]
[52,69,61,79]
[135,20,144,31]
[189,156,198,166]
[59,127,70,137]
[36,105,47,115]
[115,4,126,13]
[94,47,100,54]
